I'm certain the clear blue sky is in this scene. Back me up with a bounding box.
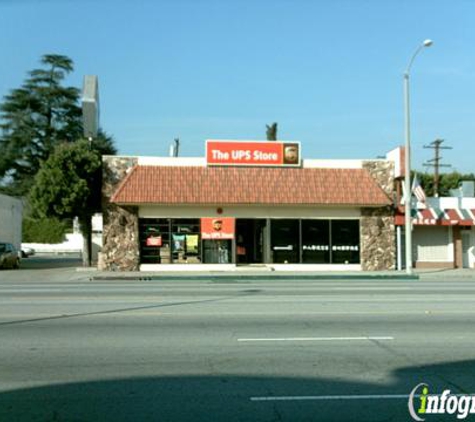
[1,0,474,173]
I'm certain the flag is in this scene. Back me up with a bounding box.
[412,175,427,203]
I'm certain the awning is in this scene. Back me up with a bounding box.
[395,207,475,226]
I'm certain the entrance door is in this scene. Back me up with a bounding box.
[462,230,472,268]
[203,239,232,264]
[236,219,266,264]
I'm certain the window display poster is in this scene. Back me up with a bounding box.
[186,235,199,253]
[172,234,186,252]
[146,235,162,246]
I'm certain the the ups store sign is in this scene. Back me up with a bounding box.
[206,140,301,167]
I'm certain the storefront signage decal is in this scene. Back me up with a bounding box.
[201,218,235,240]
[206,140,301,167]
[146,235,162,246]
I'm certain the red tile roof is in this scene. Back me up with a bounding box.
[111,166,391,206]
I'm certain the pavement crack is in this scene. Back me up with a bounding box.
[368,338,472,395]
[0,292,255,327]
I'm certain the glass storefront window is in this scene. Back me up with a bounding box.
[139,218,200,264]
[302,220,330,263]
[139,218,360,266]
[271,219,299,263]
[171,219,201,263]
[331,220,360,264]
[270,219,360,264]
[139,219,171,264]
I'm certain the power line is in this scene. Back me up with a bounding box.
[423,138,452,197]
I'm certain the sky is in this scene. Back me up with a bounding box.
[1,0,474,173]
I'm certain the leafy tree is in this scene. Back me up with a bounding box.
[29,138,115,266]
[266,123,278,141]
[417,172,435,196]
[416,170,475,197]
[438,172,475,196]
[0,54,83,196]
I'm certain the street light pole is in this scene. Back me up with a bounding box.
[404,39,433,274]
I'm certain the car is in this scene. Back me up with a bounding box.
[0,242,20,269]
[21,246,35,258]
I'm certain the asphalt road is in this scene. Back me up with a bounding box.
[1,259,475,421]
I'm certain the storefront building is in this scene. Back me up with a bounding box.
[100,141,396,272]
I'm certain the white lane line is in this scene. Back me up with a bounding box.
[237,336,394,342]
[251,394,409,401]
[251,393,475,402]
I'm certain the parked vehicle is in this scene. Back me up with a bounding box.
[0,242,20,269]
[21,246,35,258]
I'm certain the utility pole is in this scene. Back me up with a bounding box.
[423,138,452,197]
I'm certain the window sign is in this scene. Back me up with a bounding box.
[201,218,235,239]
[331,220,360,264]
[302,220,330,263]
[146,235,162,247]
[186,235,199,254]
[172,234,185,252]
[270,219,299,263]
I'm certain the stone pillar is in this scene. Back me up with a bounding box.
[100,157,140,271]
[362,161,394,197]
[360,161,395,271]
[360,207,395,271]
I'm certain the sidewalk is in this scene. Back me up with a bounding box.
[415,268,475,280]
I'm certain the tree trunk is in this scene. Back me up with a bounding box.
[80,216,92,267]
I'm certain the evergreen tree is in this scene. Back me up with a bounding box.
[0,54,83,196]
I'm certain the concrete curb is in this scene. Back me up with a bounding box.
[90,273,419,281]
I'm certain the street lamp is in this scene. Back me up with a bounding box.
[404,39,433,274]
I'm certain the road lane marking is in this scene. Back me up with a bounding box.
[237,336,394,342]
[251,394,410,401]
[251,393,475,402]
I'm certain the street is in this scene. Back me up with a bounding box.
[1,259,475,421]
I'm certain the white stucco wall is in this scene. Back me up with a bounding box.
[0,194,23,249]
[463,228,475,269]
[135,156,369,169]
[139,205,362,219]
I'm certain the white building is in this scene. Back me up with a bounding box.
[0,193,23,249]
[396,195,475,269]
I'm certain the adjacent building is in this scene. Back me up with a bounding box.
[395,194,475,269]
[0,193,22,250]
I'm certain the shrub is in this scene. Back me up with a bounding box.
[22,217,69,243]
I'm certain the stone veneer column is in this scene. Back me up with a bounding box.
[100,157,140,271]
[361,161,395,271]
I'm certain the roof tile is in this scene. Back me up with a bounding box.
[110,166,391,206]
